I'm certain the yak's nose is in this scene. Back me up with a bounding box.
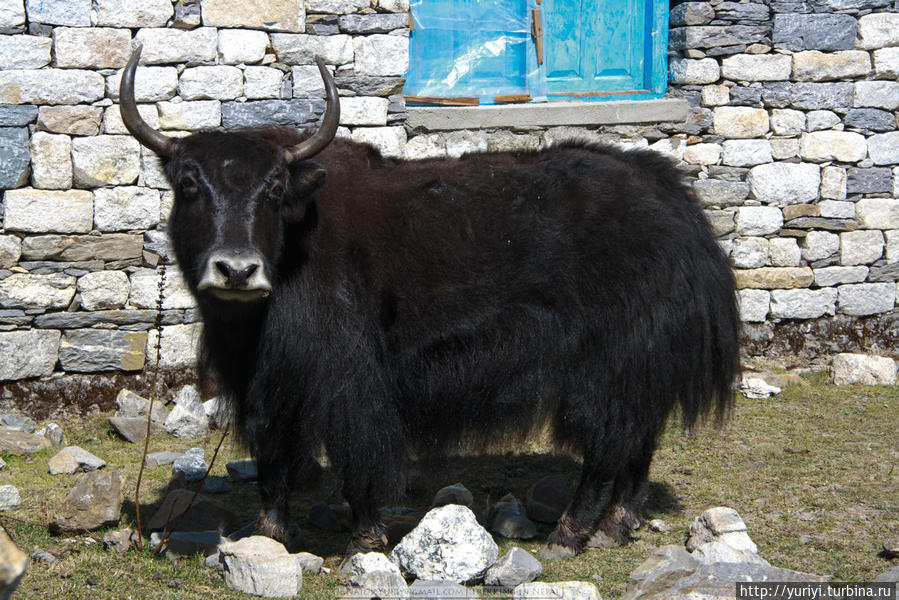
[197,249,271,300]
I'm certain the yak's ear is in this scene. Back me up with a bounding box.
[283,161,326,222]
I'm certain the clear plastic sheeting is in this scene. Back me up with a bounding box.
[404,0,546,104]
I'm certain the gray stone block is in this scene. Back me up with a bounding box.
[221,99,325,129]
[790,82,854,112]
[847,168,892,195]
[0,128,30,189]
[59,329,147,372]
[772,14,857,51]
[338,13,408,34]
[0,105,38,127]
[844,108,895,133]
[0,329,60,381]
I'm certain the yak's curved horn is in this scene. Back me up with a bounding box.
[284,57,340,163]
[120,43,177,158]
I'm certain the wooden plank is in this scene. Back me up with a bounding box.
[494,94,532,103]
[404,95,481,106]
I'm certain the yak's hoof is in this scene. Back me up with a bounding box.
[539,543,579,560]
[345,530,388,557]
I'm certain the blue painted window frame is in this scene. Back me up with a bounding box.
[405,0,669,104]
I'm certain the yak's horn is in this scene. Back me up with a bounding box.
[284,57,340,163]
[120,43,177,158]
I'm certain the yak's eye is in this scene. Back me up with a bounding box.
[267,182,285,201]
[178,173,199,198]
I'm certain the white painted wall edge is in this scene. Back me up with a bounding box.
[406,98,691,131]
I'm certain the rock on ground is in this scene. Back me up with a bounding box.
[35,423,65,447]
[345,570,410,599]
[51,470,126,533]
[409,580,479,599]
[218,536,303,598]
[226,458,258,482]
[0,427,52,455]
[390,504,498,584]
[525,475,571,524]
[150,530,222,558]
[338,551,402,577]
[832,353,897,385]
[0,528,27,600]
[164,385,211,438]
[172,447,207,482]
[115,388,169,425]
[0,486,21,511]
[686,506,758,554]
[432,482,474,508]
[484,547,543,588]
[48,446,106,475]
[108,416,160,444]
[488,494,537,540]
[148,489,240,533]
[103,528,136,554]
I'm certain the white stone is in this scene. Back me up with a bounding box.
[291,65,328,97]
[701,84,729,106]
[853,81,899,110]
[93,0,173,27]
[0,34,50,68]
[351,127,407,159]
[340,552,403,577]
[355,35,409,77]
[814,266,868,287]
[721,54,791,81]
[0,485,21,510]
[271,34,354,65]
[832,353,897,385]
[390,505,498,584]
[218,536,303,598]
[857,198,899,230]
[93,187,161,231]
[0,235,20,269]
[768,238,801,267]
[722,139,772,167]
[71,135,141,187]
[0,0,25,32]
[179,66,244,101]
[201,0,305,32]
[868,132,899,166]
[873,47,899,78]
[134,27,218,65]
[819,200,854,219]
[218,30,270,65]
[404,134,447,160]
[648,138,685,161]
[140,148,172,189]
[734,206,783,236]
[306,0,368,14]
[29,132,72,190]
[24,0,89,26]
[146,323,201,369]
[748,163,820,206]
[806,110,841,132]
[52,27,130,69]
[856,13,899,50]
[770,109,805,136]
[512,582,600,600]
[3,189,92,233]
[377,0,409,12]
[164,389,210,439]
[107,67,178,102]
[837,283,895,316]
[129,267,195,310]
[887,230,899,262]
[713,107,769,139]
[802,231,840,262]
[683,143,721,165]
[770,138,800,160]
[841,230,884,265]
[243,67,284,100]
[691,540,770,566]
[0,273,75,309]
[0,330,60,380]
[687,507,757,554]
[738,289,770,322]
[445,131,488,158]
[103,104,159,135]
[799,131,867,163]
[668,58,720,85]
[792,51,871,82]
[820,166,847,200]
[77,271,130,311]
[769,288,837,319]
[0,69,105,104]
[732,237,769,269]
[157,101,221,130]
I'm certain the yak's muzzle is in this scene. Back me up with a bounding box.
[197,249,272,301]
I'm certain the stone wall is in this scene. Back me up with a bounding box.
[0,0,897,409]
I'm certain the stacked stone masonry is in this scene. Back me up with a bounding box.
[0,0,897,389]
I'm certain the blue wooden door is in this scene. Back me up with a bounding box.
[543,0,651,97]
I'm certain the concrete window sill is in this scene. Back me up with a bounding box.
[405,97,690,131]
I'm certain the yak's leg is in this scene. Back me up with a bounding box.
[589,458,650,547]
[255,460,293,545]
[343,495,388,556]
[541,461,616,559]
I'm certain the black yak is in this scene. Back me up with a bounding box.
[120,44,740,558]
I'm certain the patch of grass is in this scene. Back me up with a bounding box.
[3,373,897,599]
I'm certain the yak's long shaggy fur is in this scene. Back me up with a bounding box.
[166,130,740,556]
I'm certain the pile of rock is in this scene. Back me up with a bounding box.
[108,386,225,443]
